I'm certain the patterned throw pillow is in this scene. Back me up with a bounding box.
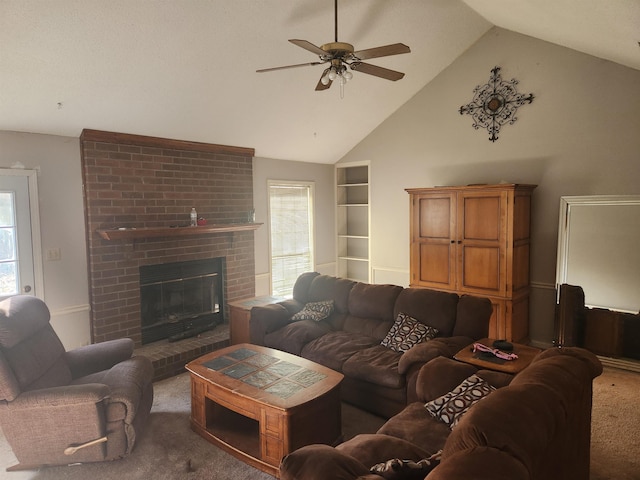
[380,312,439,353]
[290,300,334,322]
[424,374,496,428]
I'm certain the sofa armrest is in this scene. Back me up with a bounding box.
[249,303,292,345]
[280,444,371,480]
[398,336,472,374]
[427,447,529,480]
[65,338,134,379]
[415,356,479,402]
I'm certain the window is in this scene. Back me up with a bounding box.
[268,181,315,297]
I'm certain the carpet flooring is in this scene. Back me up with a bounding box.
[1,366,638,479]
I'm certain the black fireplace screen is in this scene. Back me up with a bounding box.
[140,257,224,344]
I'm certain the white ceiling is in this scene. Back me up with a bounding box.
[1,0,639,164]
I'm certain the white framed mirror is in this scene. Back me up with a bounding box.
[556,195,640,314]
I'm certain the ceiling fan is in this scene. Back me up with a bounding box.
[256,0,411,92]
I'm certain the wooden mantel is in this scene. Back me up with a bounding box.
[97,223,262,240]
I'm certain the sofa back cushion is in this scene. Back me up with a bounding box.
[344,283,403,339]
[394,288,460,337]
[452,295,492,339]
[291,271,321,304]
[307,275,354,312]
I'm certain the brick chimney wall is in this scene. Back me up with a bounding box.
[80,129,256,345]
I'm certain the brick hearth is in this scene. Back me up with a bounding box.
[134,323,230,381]
[80,130,257,373]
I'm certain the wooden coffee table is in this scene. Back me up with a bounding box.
[185,343,343,477]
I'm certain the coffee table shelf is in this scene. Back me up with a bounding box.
[186,344,343,477]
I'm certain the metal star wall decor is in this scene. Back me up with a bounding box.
[459,66,534,142]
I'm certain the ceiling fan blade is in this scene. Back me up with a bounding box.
[351,62,405,81]
[257,61,324,73]
[289,39,327,57]
[353,43,410,61]
[315,68,333,91]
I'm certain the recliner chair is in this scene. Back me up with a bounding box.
[0,295,154,470]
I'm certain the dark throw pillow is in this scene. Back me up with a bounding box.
[369,450,442,480]
[290,300,334,322]
[380,312,438,353]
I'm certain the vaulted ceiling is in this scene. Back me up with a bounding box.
[1,0,639,163]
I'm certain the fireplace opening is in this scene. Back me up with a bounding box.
[140,257,224,344]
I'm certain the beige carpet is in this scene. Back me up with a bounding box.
[1,366,638,479]
[590,368,640,480]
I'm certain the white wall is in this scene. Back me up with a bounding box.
[0,131,91,349]
[338,27,640,347]
[252,157,335,296]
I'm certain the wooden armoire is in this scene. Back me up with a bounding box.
[406,184,536,343]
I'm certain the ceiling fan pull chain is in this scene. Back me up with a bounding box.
[334,0,338,42]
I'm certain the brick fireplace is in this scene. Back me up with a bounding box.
[80,129,257,346]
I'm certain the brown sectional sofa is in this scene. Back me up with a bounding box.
[280,346,603,480]
[249,272,493,418]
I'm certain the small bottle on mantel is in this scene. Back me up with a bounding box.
[190,207,197,227]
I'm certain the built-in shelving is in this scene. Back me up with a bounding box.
[336,162,370,282]
[97,223,262,240]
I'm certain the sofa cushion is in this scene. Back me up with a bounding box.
[452,294,493,339]
[381,313,438,353]
[264,320,332,356]
[377,402,452,452]
[291,271,321,304]
[301,331,379,372]
[280,444,371,480]
[349,283,403,320]
[291,300,334,322]
[425,374,496,428]
[392,288,460,338]
[342,345,404,389]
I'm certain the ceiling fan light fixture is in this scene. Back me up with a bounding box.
[257,0,410,94]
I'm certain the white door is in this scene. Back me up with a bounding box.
[0,170,42,299]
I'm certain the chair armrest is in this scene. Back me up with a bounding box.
[0,384,110,465]
[5,383,110,410]
[398,336,472,374]
[65,338,134,379]
[249,303,291,345]
[101,356,154,424]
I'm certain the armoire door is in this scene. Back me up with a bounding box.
[456,189,508,297]
[410,192,456,290]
